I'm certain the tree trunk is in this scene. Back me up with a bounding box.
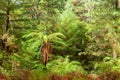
[118,0,120,8]
[113,49,117,58]
[6,9,10,32]
[115,0,120,9]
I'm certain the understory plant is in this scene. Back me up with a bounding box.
[94,57,120,73]
[29,56,86,80]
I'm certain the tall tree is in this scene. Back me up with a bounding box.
[0,0,22,32]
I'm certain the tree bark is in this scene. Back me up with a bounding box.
[6,9,10,32]
[113,49,117,58]
[118,0,120,8]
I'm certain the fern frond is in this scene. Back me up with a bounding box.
[22,32,43,38]
[48,33,66,41]
[46,56,86,75]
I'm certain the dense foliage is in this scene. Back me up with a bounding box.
[0,0,120,80]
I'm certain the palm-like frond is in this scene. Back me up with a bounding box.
[22,32,44,38]
[23,30,66,52]
[48,33,66,42]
